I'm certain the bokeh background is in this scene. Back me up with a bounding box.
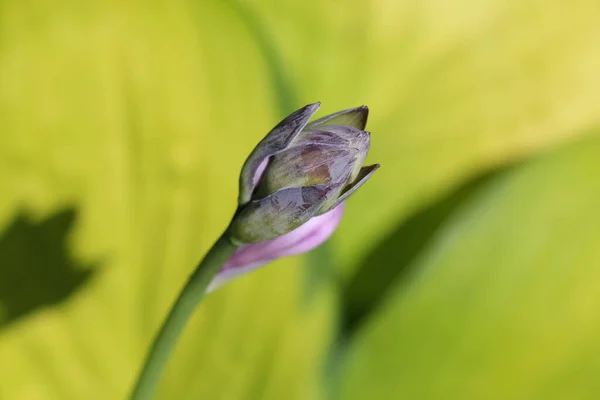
[1,1,600,399]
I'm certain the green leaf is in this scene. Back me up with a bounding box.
[2,0,600,398]
[339,132,600,399]
[0,1,334,399]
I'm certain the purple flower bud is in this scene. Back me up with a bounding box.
[214,103,379,290]
[230,102,379,245]
[210,204,345,291]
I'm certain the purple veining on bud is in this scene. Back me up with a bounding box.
[216,102,379,290]
[210,204,344,291]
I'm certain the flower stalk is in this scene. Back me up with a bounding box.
[129,233,237,400]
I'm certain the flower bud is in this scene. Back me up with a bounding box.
[229,102,379,245]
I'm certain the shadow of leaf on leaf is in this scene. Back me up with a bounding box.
[340,163,520,338]
[0,207,97,328]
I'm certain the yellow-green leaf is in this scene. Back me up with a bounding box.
[339,132,600,399]
[0,1,334,399]
[2,0,600,398]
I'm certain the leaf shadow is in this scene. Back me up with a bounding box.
[0,207,97,329]
[340,162,520,339]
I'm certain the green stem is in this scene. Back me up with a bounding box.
[129,233,238,400]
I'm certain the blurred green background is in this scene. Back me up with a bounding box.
[1,0,600,399]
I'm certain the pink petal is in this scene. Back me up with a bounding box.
[208,204,345,291]
[252,157,269,188]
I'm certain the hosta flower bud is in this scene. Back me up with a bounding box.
[229,102,379,245]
